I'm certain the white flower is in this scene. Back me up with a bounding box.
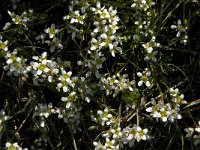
[0,40,9,51]
[169,87,187,105]
[105,138,115,149]
[5,142,27,150]
[3,22,11,30]
[93,141,106,150]
[137,68,151,87]
[44,24,59,39]
[96,108,114,126]
[185,127,194,138]
[135,127,148,141]
[56,69,75,92]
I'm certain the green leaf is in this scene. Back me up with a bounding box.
[121,89,140,105]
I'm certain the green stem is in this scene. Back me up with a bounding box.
[70,129,78,150]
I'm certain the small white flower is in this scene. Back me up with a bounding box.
[137,69,151,87]
[44,24,59,39]
[0,40,9,51]
[145,81,150,87]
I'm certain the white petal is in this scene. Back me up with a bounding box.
[145,81,151,87]
[137,72,142,77]
[138,81,143,86]
[146,107,152,112]
[147,47,153,53]
[63,86,68,92]
[6,59,13,64]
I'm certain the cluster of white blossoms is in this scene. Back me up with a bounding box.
[7,9,33,30]
[66,8,86,24]
[43,24,63,53]
[56,103,82,133]
[146,99,182,122]
[91,108,115,126]
[64,0,87,24]
[169,87,187,105]
[142,36,161,62]
[131,0,155,12]
[61,91,79,110]
[1,35,30,78]
[55,70,82,133]
[100,73,134,97]
[64,0,123,83]
[30,52,60,84]
[3,49,29,77]
[93,124,149,149]
[121,125,149,147]
[35,23,62,53]
[134,19,151,31]
[185,121,200,145]
[33,103,55,127]
[0,0,194,149]
[5,142,28,150]
[90,1,122,57]
[171,19,188,45]
[92,107,149,149]
[56,68,77,93]
[84,52,106,78]
[86,1,122,79]
[63,0,89,39]
[146,88,187,122]
[137,68,151,87]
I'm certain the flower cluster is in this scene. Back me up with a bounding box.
[130,0,156,42]
[30,52,59,84]
[93,125,149,149]
[92,108,115,126]
[169,87,187,105]
[35,23,62,53]
[131,0,155,12]
[146,99,182,122]
[142,36,160,62]
[33,103,55,127]
[3,49,29,77]
[56,103,82,133]
[56,69,77,93]
[100,73,134,97]
[84,52,106,78]
[7,9,33,29]
[121,125,149,146]
[5,142,28,150]
[66,9,86,25]
[0,0,196,149]
[171,19,188,45]
[90,1,122,57]
[63,0,89,39]
[185,121,200,145]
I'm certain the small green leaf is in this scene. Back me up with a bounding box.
[121,89,140,105]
